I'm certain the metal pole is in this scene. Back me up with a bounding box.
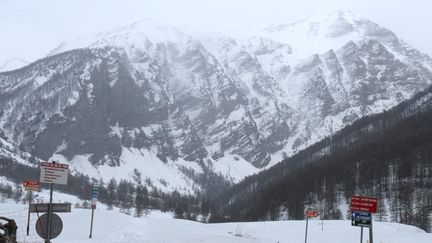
[27,190,32,235]
[46,183,53,243]
[360,226,363,243]
[321,217,323,231]
[305,217,309,243]
[369,219,373,243]
[89,207,95,238]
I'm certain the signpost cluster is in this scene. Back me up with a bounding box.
[25,161,107,242]
[350,196,378,243]
[37,161,70,243]
[32,204,71,240]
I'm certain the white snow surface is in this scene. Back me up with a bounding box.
[48,19,191,57]
[0,137,34,167]
[49,148,257,195]
[50,147,201,195]
[260,11,362,59]
[0,198,430,243]
[209,155,259,183]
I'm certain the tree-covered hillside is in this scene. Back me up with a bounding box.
[220,86,432,232]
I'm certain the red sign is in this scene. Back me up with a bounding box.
[350,196,378,213]
[23,180,40,191]
[305,210,319,218]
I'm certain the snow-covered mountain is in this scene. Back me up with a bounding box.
[1,11,431,194]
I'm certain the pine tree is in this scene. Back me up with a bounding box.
[13,185,22,203]
[135,185,148,217]
[106,178,117,210]
[174,205,184,219]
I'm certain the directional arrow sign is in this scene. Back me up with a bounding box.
[23,180,40,191]
[305,210,319,218]
[351,211,372,227]
[352,211,371,220]
[352,219,371,227]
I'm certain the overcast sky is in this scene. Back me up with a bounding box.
[1,0,431,66]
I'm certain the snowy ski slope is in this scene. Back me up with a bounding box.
[0,200,431,243]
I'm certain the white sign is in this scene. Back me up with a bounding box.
[40,162,69,185]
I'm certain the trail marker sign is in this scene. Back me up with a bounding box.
[305,210,319,218]
[23,180,39,191]
[351,211,372,227]
[304,209,319,243]
[350,196,378,213]
[91,184,99,209]
[89,183,99,238]
[40,162,69,185]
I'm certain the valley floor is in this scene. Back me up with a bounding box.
[1,201,431,243]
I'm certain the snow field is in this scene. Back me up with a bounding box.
[1,200,431,243]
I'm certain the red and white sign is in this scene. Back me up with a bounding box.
[23,180,40,191]
[350,196,378,213]
[40,162,69,185]
[305,210,319,218]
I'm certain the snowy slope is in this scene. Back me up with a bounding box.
[0,136,34,166]
[0,199,430,243]
[49,148,258,194]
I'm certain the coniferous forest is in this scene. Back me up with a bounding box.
[219,87,432,232]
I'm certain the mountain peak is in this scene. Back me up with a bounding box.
[266,10,361,33]
[261,10,399,59]
[48,19,191,57]
[102,19,190,42]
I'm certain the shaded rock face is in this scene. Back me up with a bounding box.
[0,47,209,167]
[1,13,432,179]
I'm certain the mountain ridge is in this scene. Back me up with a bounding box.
[1,10,431,194]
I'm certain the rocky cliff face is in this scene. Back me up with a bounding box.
[1,11,431,193]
